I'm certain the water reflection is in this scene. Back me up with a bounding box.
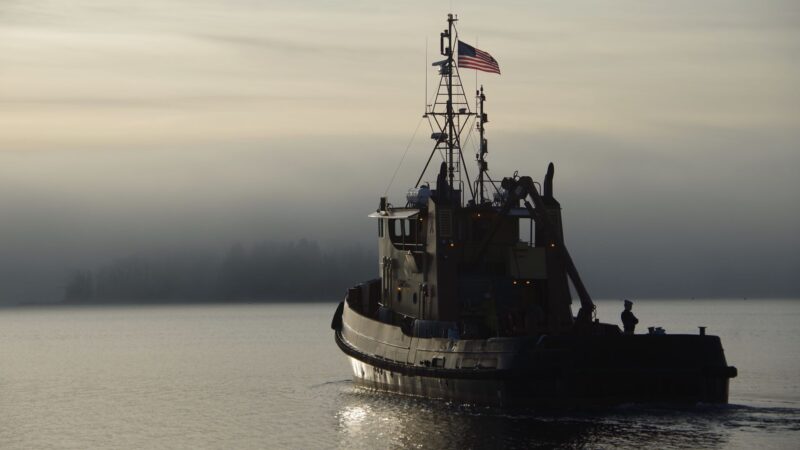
[340,405,369,426]
[332,385,768,449]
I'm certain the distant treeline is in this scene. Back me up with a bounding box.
[63,240,376,303]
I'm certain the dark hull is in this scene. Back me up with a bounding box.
[333,301,736,407]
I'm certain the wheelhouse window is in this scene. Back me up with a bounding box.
[388,218,423,250]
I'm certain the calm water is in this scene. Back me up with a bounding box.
[1,299,799,449]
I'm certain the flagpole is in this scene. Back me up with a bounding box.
[475,36,478,107]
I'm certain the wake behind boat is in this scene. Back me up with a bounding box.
[331,14,736,407]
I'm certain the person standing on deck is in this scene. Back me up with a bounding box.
[621,299,638,335]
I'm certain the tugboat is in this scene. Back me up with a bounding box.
[331,14,736,407]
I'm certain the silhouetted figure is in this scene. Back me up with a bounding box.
[621,299,638,335]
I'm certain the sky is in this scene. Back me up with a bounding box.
[1,0,798,303]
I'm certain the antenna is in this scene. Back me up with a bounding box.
[425,37,428,115]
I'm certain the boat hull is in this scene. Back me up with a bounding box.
[333,301,736,407]
[346,355,515,405]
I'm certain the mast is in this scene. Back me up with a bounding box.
[417,14,475,204]
[446,14,455,190]
[477,85,488,204]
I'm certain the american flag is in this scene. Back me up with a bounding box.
[457,40,500,75]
